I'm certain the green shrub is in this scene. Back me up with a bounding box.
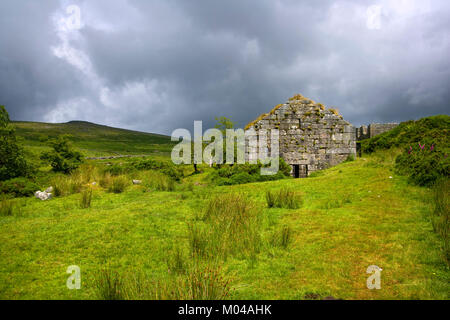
[104,159,184,181]
[395,142,449,187]
[80,188,93,209]
[279,157,292,176]
[361,115,449,153]
[40,136,83,174]
[208,158,291,186]
[266,188,303,209]
[0,106,33,181]
[345,154,355,162]
[0,178,39,197]
[108,176,129,194]
[360,115,449,186]
[229,172,257,185]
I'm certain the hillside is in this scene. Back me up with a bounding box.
[1,116,448,300]
[12,121,175,158]
[0,151,448,299]
[361,115,449,153]
[360,115,449,186]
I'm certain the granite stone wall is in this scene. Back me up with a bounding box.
[355,123,399,140]
[245,95,356,177]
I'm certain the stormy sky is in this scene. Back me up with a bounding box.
[1,0,449,134]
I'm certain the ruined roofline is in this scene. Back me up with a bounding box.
[245,93,346,130]
[358,122,400,126]
[355,122,400,140]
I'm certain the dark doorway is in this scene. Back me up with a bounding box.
[356,142,362,157]
[293,164,300,178]
[293,165,308,178]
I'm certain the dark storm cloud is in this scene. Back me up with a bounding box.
[0,0,449,134]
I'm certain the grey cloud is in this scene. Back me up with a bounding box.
[0,0,449,135]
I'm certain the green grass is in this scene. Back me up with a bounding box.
[13,120,176,159]
[0,151,448,300]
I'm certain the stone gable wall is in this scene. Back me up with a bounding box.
[245,97,356,176]
[356,123,399,140]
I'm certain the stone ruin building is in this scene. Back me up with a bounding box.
[355,123,399,140]
[245,94,357,178]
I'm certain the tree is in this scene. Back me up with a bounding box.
[0,106,32,181]
[214,116,236,166]
[214,116,235,134]
[40,135,83,173]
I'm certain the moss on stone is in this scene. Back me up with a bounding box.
[329,108,340,116]
[288,93,305,101]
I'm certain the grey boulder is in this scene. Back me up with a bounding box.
[35,191,52,201]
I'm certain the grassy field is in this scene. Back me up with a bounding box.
[0,149,448,300]
[13,121,175,159]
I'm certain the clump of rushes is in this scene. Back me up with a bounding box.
[80,188,93,209]
[52,174,83,197]
[280,225,292,248]
[185,264,233,300]
[188,194,262,260]
[94,262,233,300]
[108,175,129,194]
[266,188,303,209]
[99,172,112,189]
[95,266,125,300]
[431,179,450,264]
[0,197,15,216]
[167,246,187,275]
[144,171,175,191]
[271,225,293,249]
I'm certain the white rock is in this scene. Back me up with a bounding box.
[35,191,52,201]
[389,176,393,179]
[45,186,53,193]
[92,182,97,186]
[133,180,142,185]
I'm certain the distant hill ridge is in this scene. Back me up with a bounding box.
[13,120,169,138]
[12,120,175,157]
